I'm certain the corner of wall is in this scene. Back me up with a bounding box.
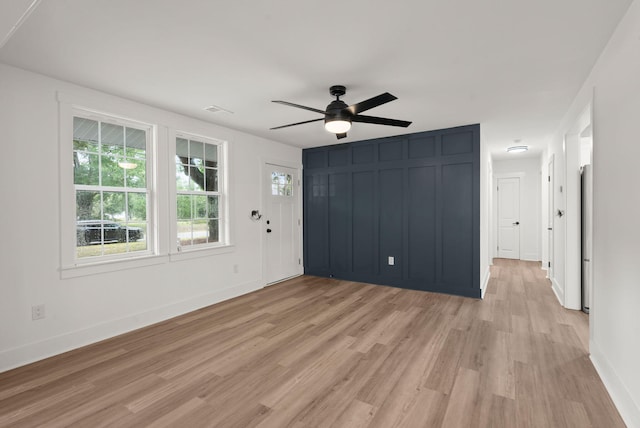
[481,265,491,299]
[551,278,564,306]
[590,339,640,428]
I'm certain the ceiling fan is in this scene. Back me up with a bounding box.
[270,85,412,140]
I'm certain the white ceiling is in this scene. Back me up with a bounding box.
[0,0,632,160]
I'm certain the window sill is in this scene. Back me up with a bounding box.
[169,243,235,262]
[60,254,170,279]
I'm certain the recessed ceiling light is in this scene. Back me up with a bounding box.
[203,105,233,114]
[506,145,528,153]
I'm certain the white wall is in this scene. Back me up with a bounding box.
[547,1,640,425]
[492,157,542,262]
[0,64,302,372]
[480,129,492,297]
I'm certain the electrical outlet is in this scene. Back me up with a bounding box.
[388,256,395,266]
[32,304,45,321]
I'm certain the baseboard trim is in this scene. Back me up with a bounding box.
[481,266,491,299]
[0,279,262,373]
[551,278,564,306]
[590,339,640,428]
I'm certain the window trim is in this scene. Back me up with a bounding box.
[71,111,155,262]
[59,96,160,277]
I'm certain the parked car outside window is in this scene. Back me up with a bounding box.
[76,220,143,246]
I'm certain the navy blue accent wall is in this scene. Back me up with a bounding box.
[302,124,480,298]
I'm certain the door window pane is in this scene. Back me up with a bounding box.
[272,172,293,196]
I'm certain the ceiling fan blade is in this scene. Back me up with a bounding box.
[352,115,412,128]
[272,100,326,115]
[336,133,347,140]
[270,118,324,130]
[347,92,397,115]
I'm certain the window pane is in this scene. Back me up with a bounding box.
[194,195,207,218]
[271,172,293,196]
[101,122,125,156]
[126,193,147,250]
[103,192,125,223]
[125,127,146,158]
[204,168,218,191]
[73,117,99,152]
[76,190,100,221]
[101,155,125,187]
[177,195,191,220]
[193,219,208,244]
[125,160,146,188]
[176,137,189,161]
[74,152,100,185]
[128,192,147,221]
[207,219,219,243]
[189,166,204,191]
[190,140,204,168]
[207,195,219,219]
[204,143,218,166]
[176,163,190,191]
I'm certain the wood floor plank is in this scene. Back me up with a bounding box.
[440,367,481,427]
[332,399,376,428]
[0,260,625,427]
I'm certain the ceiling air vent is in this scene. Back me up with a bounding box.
[203,105,233,114]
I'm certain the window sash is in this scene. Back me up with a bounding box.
[174,134,226,251]
[72,111,153,263]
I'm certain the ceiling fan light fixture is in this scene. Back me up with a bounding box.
[324,118,352,134]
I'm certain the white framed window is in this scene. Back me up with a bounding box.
[59,93,232,277]
[65,108,155,270]
[174,133,227,252]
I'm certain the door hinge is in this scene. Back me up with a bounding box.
[298,219,301,226]
[548,176,551,182]
[298,179,301,186]
[497,186,499,191]
[298,258,301,265]
[497,246,499,251]
[548,261,551,268]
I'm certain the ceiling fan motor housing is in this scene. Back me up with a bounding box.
[325,99,351,123]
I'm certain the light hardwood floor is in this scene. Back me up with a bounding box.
[0,259,625,427]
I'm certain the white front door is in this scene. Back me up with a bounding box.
[264,163,301,284]
[497,177,520,259]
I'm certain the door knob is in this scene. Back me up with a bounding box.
[513,221,520,225]
[266,228,272,233]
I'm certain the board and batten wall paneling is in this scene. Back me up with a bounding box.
[303,124,480,298]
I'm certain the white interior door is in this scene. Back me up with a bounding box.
[497,177,520,259]
[264,163,300,284]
